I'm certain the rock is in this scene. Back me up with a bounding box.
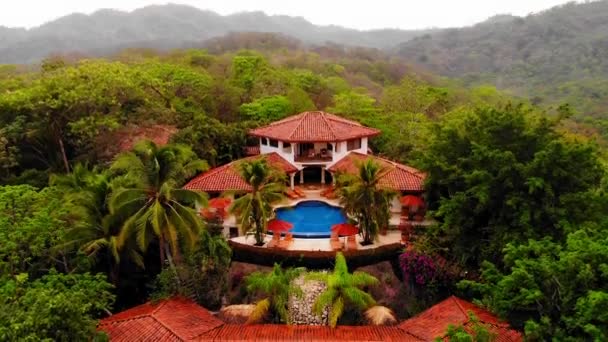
[288,274,330,325]
[218,304,257,324]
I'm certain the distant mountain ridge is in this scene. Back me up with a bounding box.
[394,0,608,119]
[0,4,435,64]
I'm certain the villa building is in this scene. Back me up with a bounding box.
[184,111,425,209]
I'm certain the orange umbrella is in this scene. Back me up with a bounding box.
[267,219,293,233]
[331,223,359,236]
[208,197,232,209]
[400,195,424,207]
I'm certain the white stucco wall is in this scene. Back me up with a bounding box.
[259,139,295,163]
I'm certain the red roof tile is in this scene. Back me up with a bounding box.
[328,152,426,192]
[199,324,420,341]
[399,296,522,342]
[249,111,380,142]
[98,297,223,341]
[99,297,521,342]
[183,153,297,192]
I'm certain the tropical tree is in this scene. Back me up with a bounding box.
[308,253,379,327]
[0,271,115,341]
[335,159,396,245]
[245,263,304,324]
[51,164,142,282]
[152,230,232,309]
[109,141,208,268]
[228,159,286,246]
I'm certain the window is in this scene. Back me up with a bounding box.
[261,138,268,146]
[326,143,333,151]
[283,142,291,153]
[347,138,361,151]
[269,139,279,148]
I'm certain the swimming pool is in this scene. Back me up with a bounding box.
[274,201,347,238]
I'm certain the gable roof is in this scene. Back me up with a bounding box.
[328,152,426,192]
[99,297,521,342]
[399,296,522,341]
[249,111,380,142]
[98,297,223,341]
[183,153,297,193]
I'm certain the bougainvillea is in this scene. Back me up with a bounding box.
[399,250,440,285]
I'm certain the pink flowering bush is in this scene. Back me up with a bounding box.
[399,250,439,286]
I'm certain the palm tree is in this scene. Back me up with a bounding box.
[308,252,379,327]
[245,263,304,324]
[335,159,396,245]
[228,159,286,246]
[109,140,208,267]
[51,164,142,282]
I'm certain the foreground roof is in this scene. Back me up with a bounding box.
[183,153,297,192]
[249,111,381,142]
[399,296,522,341]
[97,297,223,341]
[99,296,522,341]
[328,152,426,192]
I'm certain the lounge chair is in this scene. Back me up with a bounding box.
[330,231,343,251]
[278,233,293,249]
[267,233,281,248]
[346,235,358,250]
[285,189,299,199]
[293,187,305,197]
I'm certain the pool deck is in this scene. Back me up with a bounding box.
[223,187,434,231]
[224,187,433,267]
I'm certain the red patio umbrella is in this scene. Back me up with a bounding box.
[331,223,359,236]
[400,195,424,207]
[208,197,232,209]
[267,219,293,234]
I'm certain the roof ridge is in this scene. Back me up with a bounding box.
[320,112,338,140]
[287,111,309,140]
[451,296,470,319]
[151,315,185,341]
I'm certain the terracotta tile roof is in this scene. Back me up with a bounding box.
[199,324,420,341]
[399,296,522,342]
[328,152,426,192]
[183,153,297,193]
[99,297,521,342]
[98,297,223,341]
[249,111,380,142]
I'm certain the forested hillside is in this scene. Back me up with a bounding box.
[396,1,608,130]
[1,36,607,340]
[0,4,432,64]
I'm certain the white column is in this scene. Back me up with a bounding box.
[321,167,326,184]
[290,173,295,190]
[299,169,304,184]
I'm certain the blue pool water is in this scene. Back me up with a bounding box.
[274,201,347,238]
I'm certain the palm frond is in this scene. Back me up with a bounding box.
[247,298,270,324]
[329,296,344,328]
[364,306,397,326]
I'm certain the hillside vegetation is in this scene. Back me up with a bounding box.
[0,43,607,340]
[396,1,608,131]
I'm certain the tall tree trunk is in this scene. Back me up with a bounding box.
[159,235,166,266]
[57,135,70,173]
[165,243,182,288]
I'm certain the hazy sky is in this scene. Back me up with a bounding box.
[1,0,583,30]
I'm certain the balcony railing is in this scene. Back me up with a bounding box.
[294,154,333,162]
